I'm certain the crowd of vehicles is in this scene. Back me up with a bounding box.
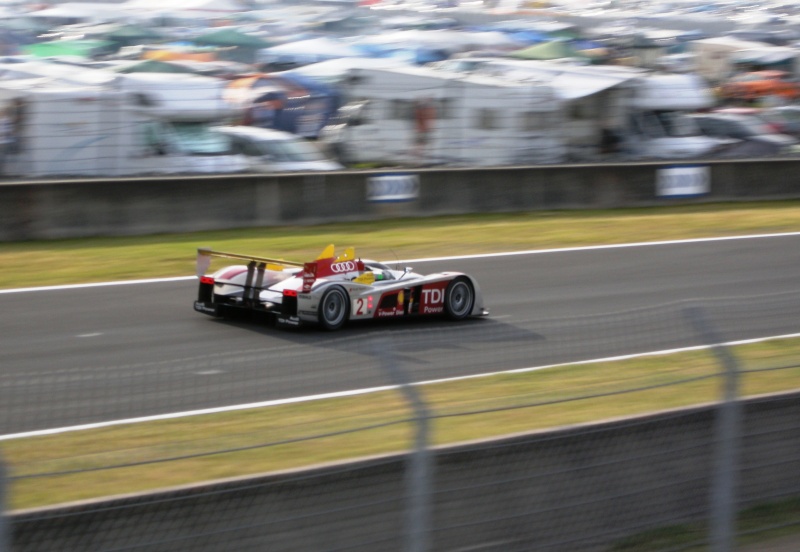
[317,60,730,164]
[0,61,341,177]
[1,0,800,176]
[319,64,566,166]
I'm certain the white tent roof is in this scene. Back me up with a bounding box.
[122,0,245,13]
[0,61,120,86]
[262,37,366,59]
[27,3,126,22]
[691,36,772,50]
[549,73,635,100]
[474,60,641,100]
[731,47,799,65]
[279,57,409,84]
[354,30,522,52]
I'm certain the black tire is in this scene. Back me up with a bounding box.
[318,286,350,331]
[443,277,474,321]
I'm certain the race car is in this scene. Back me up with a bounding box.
[193,245,488,330]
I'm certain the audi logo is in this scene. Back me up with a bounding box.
[330,261,357,273]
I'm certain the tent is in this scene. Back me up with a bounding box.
[104,23,166,45]
[123,0,245,15]
[193,28,271,64]
[258,37,367,67]
[279,57,409,85]
[508,40,590,62]
[22,39,116,59]
[111,59,198,74]
[731,47,799,66]
[193,28,271,49]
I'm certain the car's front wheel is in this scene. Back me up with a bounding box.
[318,286,350,331]
[444,277,474,321]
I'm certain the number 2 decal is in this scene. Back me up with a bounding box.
[354,298,366,316]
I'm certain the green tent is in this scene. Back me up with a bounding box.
[105,24,164,42]
[111,59,198,74]
[22,39,116,59]
[508,40,589,61]
[193,28,270,49]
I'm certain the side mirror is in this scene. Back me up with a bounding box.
[404,267,413,274]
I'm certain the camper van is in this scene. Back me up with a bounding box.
[319,65,566,167]
[0,66,247,177]
[623,72,723,159]
[431,59,721,160]
[118,73,247,174]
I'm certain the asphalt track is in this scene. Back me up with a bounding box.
[1,234,800,435]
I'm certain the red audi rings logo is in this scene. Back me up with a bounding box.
[330,261,357,273]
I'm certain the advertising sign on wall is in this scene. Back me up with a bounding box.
[656,165,710,197]
[367,173,420,203]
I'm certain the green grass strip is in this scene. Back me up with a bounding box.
[4,338,799,510]
[3,201,800,289]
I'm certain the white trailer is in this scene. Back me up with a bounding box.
[0,80,148,177]
[430,59,721,160]
[0,66,247,177]
[623,71,722,159]
[319,64,566,167]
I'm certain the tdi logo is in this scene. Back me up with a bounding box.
[367,174,420,202]
[421,288,443,305]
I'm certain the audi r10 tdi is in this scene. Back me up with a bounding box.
[193,245,488,331]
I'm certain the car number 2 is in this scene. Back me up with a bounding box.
[354,297,367,316]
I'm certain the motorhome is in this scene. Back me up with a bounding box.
[623,71,723,159]
[432,59,721,160]
[0,64,247,177]
[318,64,566,167]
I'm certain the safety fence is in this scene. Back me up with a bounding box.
[2,298,800,551]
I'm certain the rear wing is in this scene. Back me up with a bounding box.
[196,247,304,276]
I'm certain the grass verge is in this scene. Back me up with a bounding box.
[2,201,800,289]
[4,337,799,511]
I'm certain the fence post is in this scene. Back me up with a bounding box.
[685,306,742,552]
[372,338,432,552]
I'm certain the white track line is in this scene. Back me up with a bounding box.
[2,231,800,295]
[3,331,799,441]
[0,276,192,294]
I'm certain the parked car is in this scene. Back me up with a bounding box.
[757,105,800,138]
[213,126,343,172]
[718,70,800,103]
[689,112,799,156]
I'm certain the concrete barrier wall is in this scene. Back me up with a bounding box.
[11,392,800,552]
[2,159,800,241]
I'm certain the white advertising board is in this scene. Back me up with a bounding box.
[656,165,710,197]
[367,173,420,203]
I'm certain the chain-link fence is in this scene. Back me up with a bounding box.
[2,301,800,551]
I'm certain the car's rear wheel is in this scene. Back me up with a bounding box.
[319,286,349,331]
[444,277,474,321]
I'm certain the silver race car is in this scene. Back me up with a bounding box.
[194,245,488,330]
